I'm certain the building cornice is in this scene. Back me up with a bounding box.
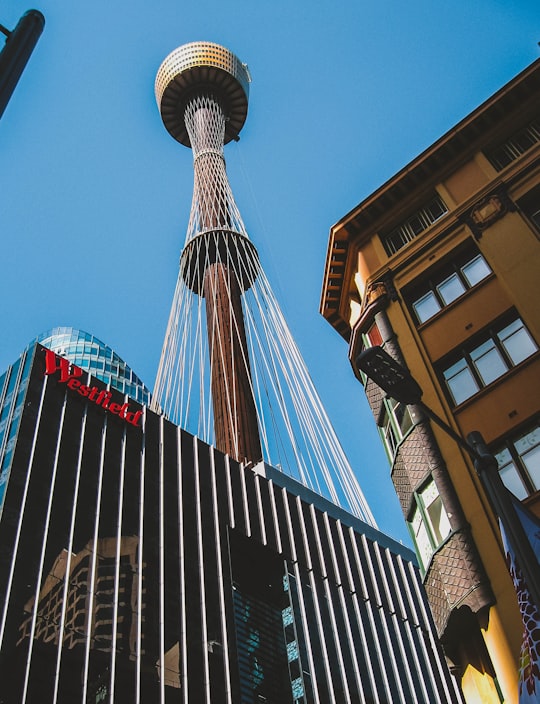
[334,58,540,239]
[320,59,540,332]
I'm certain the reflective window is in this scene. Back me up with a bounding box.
[498,318,538,365]
[411,507,432,571]
[0,351,33,516]
[471,339,507,386]
[421,481,451,546]
[409,479,451,572]
[443,359,479,405]
[462,255,492,286]
[410,250,492,324]
[495,422,540,498]
[442,316,537,405]
[378,397,414,461]
[413,291,440,323]
[35,327,151,405]
[437,273,465,305]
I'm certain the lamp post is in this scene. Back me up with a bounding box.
[356,344,540,609]
[0,9,45,120]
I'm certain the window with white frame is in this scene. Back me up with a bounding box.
[441,316,538,405]
[409,250,492,324]
[495,422,540,500]
[409,479,452,572]
[378,396,414,461]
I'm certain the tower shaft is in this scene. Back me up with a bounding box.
[204,263,262,463]
[186,95,262,464]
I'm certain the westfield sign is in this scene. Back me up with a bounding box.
[43,349,143,427]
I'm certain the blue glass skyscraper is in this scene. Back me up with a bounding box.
[36,327,151,405]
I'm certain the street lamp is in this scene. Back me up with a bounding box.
[0,9,45,120]
[356,344,540,609]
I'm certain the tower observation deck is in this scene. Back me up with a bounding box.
[153,42,374,523]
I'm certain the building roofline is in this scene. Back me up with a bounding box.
[334,58,540,237]
[320,58,540,332]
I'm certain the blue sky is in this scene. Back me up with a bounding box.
[0,0,538,543]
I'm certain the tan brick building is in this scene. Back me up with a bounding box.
[321,59,540,703]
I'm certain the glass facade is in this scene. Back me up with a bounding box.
[35,327,151,405]
[0,347,33,519]
[0,344,462,703]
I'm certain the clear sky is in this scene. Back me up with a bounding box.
[0,0,538,543]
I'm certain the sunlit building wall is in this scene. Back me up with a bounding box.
[320,58,540,703]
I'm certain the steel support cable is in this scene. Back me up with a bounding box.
[257,273,368,515]
[236,244,273,462]
[266,286,370,517]
[154,90,375,523]
[242,297,273,463]
[158,252,372,519]
[243,271,302,474]
[256,304,317,488]
[247,270,329,492]
[239,278,307,478]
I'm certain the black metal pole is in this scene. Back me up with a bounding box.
[0,9,45,119]
[356,346,540,607]
[414,404,540,610]
[417,402,474,456]
[467,430,540,610]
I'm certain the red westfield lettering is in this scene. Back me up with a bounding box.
[44,349,143,427]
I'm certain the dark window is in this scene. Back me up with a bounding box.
[517,185,540,233]
[410,251,492,324]
[441,316,538,405]
[495,421,540,499]
[229,530,295,703]
[381,195,448,255]
[484,118,540,171]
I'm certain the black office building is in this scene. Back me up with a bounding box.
[0,342,462,703]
